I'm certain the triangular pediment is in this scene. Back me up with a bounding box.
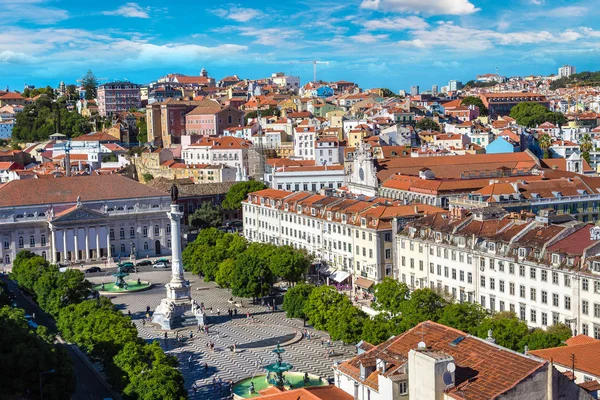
[52,205,108,223]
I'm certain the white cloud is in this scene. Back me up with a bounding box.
[360,0,480,15]
[0,50,36,64]
[350,33,389,43]
[362,16,429,31]
[0,0,68,24]
[102,3,150,18]
[238,27,301,46]
[544,6,587,17]
[530,0,544,4]
[396,22,583,51]
[213,7,262,22]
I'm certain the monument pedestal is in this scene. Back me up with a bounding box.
[152,199,204,330]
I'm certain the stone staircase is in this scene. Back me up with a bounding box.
[172,311,199,328]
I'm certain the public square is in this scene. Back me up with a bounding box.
[87,267,355,398]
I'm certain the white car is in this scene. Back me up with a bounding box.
[152,262,168,269]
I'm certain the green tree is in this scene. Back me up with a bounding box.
[476,312,529,351]
[81,70,98,100]
[102,153,118,162]
[215,258,236,288]
[580,133,593,163]
[303,285,346,330]
[371,277,409,314]
[33,267,91,317]
[137,119,148,144]
[398,288,449,329]
[125,363,187,400]
[269,245,311,284]
[438,302,488,334]
[231,243,276,298]
[244,108,280,124]
[415,118,440,131]
[10,251,50,294]
[188,202,223,229]
[0,306,75,399]
[461,96,488,116]
[509,102,566,128]
[0,280,10,307]
[361,313,396,345]
[282,283,314,319]
[518,329,564,352]
[380,88,397,97]
[326,300,367,344]
[222,180,267,210]
[538,133,553,159]
[142,173,154,182]
[546,323,573,341]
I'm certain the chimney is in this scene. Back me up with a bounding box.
[486,329,496,344]
[353,381,359,400]
[547,358,554,399]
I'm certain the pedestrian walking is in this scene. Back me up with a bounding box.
[189,330,193,340]
[142,319,146,326]
[164,332,168,340]
[192,382,198,393]
[204,362,208,374]
[188,355,193,368]
[234,308,238,316]
[217,308,220,316]
[146,305,150,313]
[128,310,131,317]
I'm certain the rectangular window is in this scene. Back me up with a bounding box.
[520,285,525,298]
[530,309,537,323]
[499,280,505,293]
[542,312,548,326]
[519,265,525,277]
[29,236,35,247]
[582,278,589,291]
[467,272,472,284]
[437,265,442,275]
[530,267,536,280]
[509,263,515,275]
[490,278,495,290]
[582,300,589,315]
[385,249,391,259]
[595,303,600,318]
[541,290,547,304]
[460,271,464,282]
[564,275,571,287]
[553,293,559,307]
[452,268,456,280]
[480,276,486,288]
[481,296,486,307]
[399,382,407,394]
[444,266,449,278]
[509,282,515,296]
[565,296,571,310]
[530,288,536,301]
[552,272,559,285]
[541,270,547,282]
[520,304,526,321]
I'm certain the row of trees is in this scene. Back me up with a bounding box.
[550,70,600,90]
[461,96,488,116]
[10,251,186,399]
[182,228,311,298]
[509,102,567,128]
[283,278,572,352]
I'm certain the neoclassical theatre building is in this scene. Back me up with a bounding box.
[0,174,172,267]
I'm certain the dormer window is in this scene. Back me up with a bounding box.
[552,254,560,265]
[592,261,600,273]
[361,218,366,227]
[260,198,265,205]
[270,200,275,207]
[567,257,574,267]
[311,208,316,216]
[518,247,527,258]
[488,242,496,252]
[297,206,302,213]
[285,203,289,211]
[435,232,442,242]
[327,211,332,220]
[342,214,347,223]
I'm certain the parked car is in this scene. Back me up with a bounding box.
[121,266,136,273]
[152,262,168,269]
[85,266,102,273]
[154,258,169,264]
[136,260,152,266]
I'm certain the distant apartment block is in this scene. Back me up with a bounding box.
[559,64,576,78]
[410,86,420,96]
[97,82,141,117]
[479,93,549,118]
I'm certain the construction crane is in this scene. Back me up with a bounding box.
[289,60,330,83]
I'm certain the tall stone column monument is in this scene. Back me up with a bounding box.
[152,184,204,330]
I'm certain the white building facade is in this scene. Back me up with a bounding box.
[0,175,173,269]
[396,208,600,339]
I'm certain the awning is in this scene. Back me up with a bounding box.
[330,270,351,283]
[319,265,332,275]
[355,277,375,289]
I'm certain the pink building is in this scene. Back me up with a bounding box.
[185,101,244,136]
[97,82,141,117]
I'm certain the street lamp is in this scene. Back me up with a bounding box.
[39,369,55,400]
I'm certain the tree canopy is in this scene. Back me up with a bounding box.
[461,96,488,116]
[509,102,567,128]
[81,70,98,100]
[415,118,440,132]
[0,306,75,400]
[222,180,267,210]
[188,202,223,230]
[282,283,314,319]
[371,277,409,315]
[438,302,488,334]
[303,285,346,330]
[231,243,276,298]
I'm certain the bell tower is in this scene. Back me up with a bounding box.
[348,142,378,196]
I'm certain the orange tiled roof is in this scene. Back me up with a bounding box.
[530,340,600,378]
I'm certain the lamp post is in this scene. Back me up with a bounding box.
[39,369,55,400]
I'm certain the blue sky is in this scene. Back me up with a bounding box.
[0,0,598,92]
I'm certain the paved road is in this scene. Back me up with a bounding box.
[1,276,116,400]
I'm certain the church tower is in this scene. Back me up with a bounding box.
[200,67,208,78]
[347,142,379,196]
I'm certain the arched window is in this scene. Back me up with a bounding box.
[4,255,10,264]
[154,225,159,235]
[120,228,125,239]
[110,229,115,240]
[29,236,35,247]
[41,251,46,260]
[18,236,23,248]
[143,226,148,237]
[143,242,148,251]
[41,235,46,246]
[130,227,135,238]
[120,244,126,254]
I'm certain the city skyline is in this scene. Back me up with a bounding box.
[0,0,598,91]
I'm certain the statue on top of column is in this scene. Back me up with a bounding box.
[170,183,179,203]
